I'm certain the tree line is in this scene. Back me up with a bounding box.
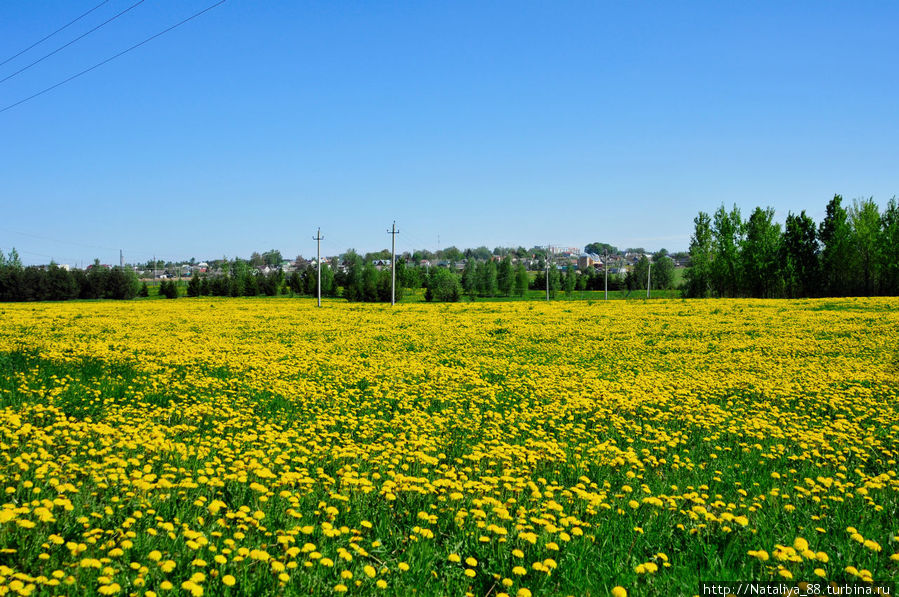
[7,194,894,303]
[0,252,140,301]
[0,248,670,303]
[684,195,899,298]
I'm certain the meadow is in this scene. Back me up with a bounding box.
[0,298,896,596]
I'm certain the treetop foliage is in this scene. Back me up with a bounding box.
[683,195,899,298]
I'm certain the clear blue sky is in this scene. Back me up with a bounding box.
[1,1,897,266]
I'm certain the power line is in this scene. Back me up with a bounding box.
[0,0,148,86]
[0,1,110,69]
[0,0,227,115]
[0,226,155,259]
[1,225,120,253]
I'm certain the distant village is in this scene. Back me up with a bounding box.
[60,246,690,280]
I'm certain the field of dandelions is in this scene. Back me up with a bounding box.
[0,297,896,596]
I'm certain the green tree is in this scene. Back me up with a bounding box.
[563,266,576,296]
[548,266,561,298]
[241,271,260,296]
[394,258,408,289]
[477,260,498,297]
[361,263,379,302]
[262,249,283,267]
[301,265,316,295]
[364,249,391,262]
[782,211,820,298]
[46,264,77,301]
[187,271,202,297]
[529,246,547,260]
[879,197,899,295]
[376,268,404,302]
[652,255,675,290]
[20,267,46,301]
[628,256,650,291]
[424,268,461,302]
[0,250,25,301]
[84,260,107,299]
[711,204,743,297]
[477,246,493,260]
[819,195,854,296]
[287,271,302,295]
[139,282,150,297]
[210,275,231,297]
[741,206,782,298]
[848,197,882,296]
[441,246,463,265]
[401,262,422,290]
[6,248,22,268]
[461,259,477,298]
[159,280,178,299]
[105,267,139,300]
[411,249,435,263]
[684,212,714,298]
[584,242,618,256]
[320,263,336,297]
[513,264,529,297]
[497,255,513,296]
[342,253,364,302]
[259,269,283,296]
[576,268,589,291]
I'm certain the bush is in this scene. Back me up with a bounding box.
[187,272,201,297]
[425,268,462,302]
[159,280,179,299]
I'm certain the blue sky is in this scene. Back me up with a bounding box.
[1,1,897,266]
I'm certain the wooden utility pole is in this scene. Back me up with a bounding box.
[647,258,652,299]
[387,221,399,305]
[545,246,550,301]
[604,250,608,301]
[313,228,324,307]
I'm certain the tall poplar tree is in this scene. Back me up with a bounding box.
[819,195,853,296]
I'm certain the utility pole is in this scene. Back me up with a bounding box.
[120,249,123,269]
[604,250,609,301]
[313,228,324,307]
[387,221,399,305]
[153,254,156,284]
[545,245,551,302]
[646,258,652,299]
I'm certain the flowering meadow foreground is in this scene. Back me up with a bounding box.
[0,298,897,596]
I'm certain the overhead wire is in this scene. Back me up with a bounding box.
[0,0,110,69]
[0,226,158,264]
[1,225,122,253]
[0,0,148,86]
[0,0,228,114]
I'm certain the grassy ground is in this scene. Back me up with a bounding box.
[0,298,895,596]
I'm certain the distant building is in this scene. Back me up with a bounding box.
[578,253,602,270]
